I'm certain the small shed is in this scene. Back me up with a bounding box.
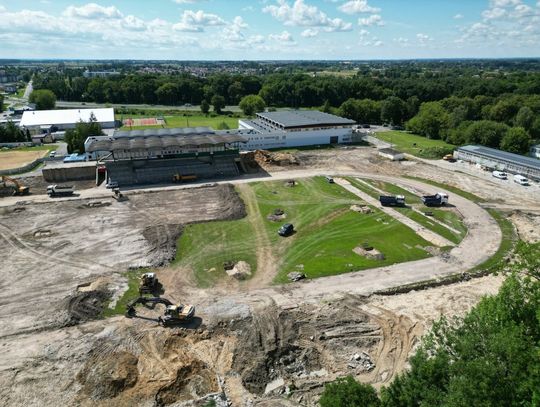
[378,148,405,161]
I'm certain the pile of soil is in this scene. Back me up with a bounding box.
[62,289,111,326]
[77,351,139,400]
[142,224,184,267]
[226,261,252,280]
[350,204,372,214]
[354,246,385,260]
[254,150,299,168]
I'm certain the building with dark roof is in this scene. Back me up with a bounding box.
[84,127,247,185]
[456,145,540,181]
[238,110,355,149]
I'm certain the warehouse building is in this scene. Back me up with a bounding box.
[238,110,355,150]
[85,127,246,185]
[456,145,540,181]
[20,108,116,134]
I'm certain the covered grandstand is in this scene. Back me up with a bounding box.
[85,127,247,185]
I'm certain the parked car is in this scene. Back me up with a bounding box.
[106,181,119,189]
[325,175,334,183]
[492,171,508,180]
[49,151,56,158]
[513,174,529,186]
[278,223,294,237]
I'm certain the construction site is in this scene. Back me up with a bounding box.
[1,144,539,406]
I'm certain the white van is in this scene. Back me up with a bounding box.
[492,171,507,180]
[513,174,529,186]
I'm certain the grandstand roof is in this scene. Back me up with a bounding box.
[86,127,246,152]
[20,108,115,127]
[256,110,355,129]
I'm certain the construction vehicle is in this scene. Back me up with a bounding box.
[443,154,456,162]
[139,272,158,294]
[379,195,406,207]
[172,173,197,183]
[47,185,74,197]
[422,192,449,207]
[1,176,30,196]
[125,296,195,326]
[112,188,127,202]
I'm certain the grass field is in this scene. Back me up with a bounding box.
[173,177,433,287]
[117,113,241,130]
[376,131,455,158]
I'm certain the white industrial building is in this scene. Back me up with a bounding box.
[20,108,116,133]
[238,110,355,150]
[456,145,540,181]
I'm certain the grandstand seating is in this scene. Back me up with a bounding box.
[106,154,240,185]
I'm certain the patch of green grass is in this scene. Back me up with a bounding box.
[470,209,517,273]
[376,131,455,159]
[345,177,380,199]
[174,216,257,288]
[404,176,485,203]
[117,113,241,130]
[102,269,145,317]
[251,177,432,283]
[5,145,58,153]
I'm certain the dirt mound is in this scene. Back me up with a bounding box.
[77,351,139,400]
[214,183,247,220]
[63,290,110,326]
[254,150,299,168]
[155,359,219,405]
[143,224,184,267]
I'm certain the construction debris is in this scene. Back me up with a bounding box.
[226,261,252,280]
[350,204,373,214]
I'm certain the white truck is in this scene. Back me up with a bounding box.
[513,174,529,186]
[47,185,74,197]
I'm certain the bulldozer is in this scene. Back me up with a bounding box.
[1,176,30,196]
[138,272,158,294]
[125,296,195,326]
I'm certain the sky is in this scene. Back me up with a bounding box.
[0,0,540,60]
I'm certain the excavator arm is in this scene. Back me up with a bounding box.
[125,296,173,317]
[1,176,30,196]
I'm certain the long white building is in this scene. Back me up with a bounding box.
[238,110,355,150]
[20,108,116,133]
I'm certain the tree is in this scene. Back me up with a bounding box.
[211,95,226,114]
[200,99,210,114]
[239,94,266,116]
[514,106,535,131]
[64,113,103,153]
[381,96,407,125]
[500,127,531,154]
[155,83,179,105]
[339,98,381,124]
[320,376,380,407]
[0,93,4,113]
[29,89,56,110]
[322,99,332,113]
[464,120,509,148]
[406,101,450,139]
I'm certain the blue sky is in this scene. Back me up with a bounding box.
[0,0,539,60]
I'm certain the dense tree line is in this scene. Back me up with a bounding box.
[0,122,30,143]
[320,241,540,406]
[32,63,540,153]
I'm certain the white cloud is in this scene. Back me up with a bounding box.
[301,28,319,37]
[221,16,248,42]
[63,3,123,19]
[394,37,409,44]
[358,14,383,26]
[263,0,352,32]
[173,10,226,32]
[454,13,464,19]
[269,30,294,42]
[338,0,380,14]
[482,7,506,20]
[490,0,520,7]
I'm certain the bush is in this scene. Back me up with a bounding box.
[319,376,380,407]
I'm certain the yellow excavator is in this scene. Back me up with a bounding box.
[1,176,30,196]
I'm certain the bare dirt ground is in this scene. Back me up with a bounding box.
[0,146,538,406]
[0,150,46,170]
